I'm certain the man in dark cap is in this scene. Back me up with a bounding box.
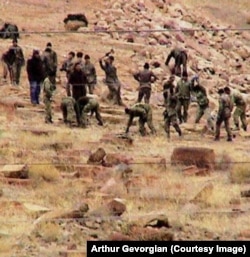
[163,75,175,107]
[214,87,233,141]
[42,42,57,82]
[82,54,97,94]
[60,51,75,79]
[9,38,25,85]
[175,71,191,123]
[133,62,158,104]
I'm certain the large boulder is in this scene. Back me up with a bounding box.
[0,23,19,39]
[64,13,88,31]
[171,147,215,170]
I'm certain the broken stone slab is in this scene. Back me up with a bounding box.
[61,171,80,179]
[20,127,56,136]
[183,165,210,176]
[34,203,89,225]
[0,177,31,186]
[103,153,133,167]
[1,164,29,179]
[171,147,215,170]
[100,133,133,146]
[88,198,126,218]
[23,203,51,217]
[129,156,167,173]
[0,97,27,109]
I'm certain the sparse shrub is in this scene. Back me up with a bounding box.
[214,151,232,171]
[29,164,60,182]
[36,222,62,243]
[230,163,250,183]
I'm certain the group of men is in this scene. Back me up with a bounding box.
[1,41,248,140]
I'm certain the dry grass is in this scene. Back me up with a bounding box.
[29,164,61,182]
[231,163,250,183]
[35,222,62,243]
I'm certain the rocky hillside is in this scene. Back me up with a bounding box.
[0,0,250,257]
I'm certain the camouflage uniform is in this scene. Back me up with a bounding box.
[163,95,182,138]
[99,59,122,105]
[9,44,25,85]
[193,85,210,123]
[165,48,188,77]
[163,78,175,107]
[77,96,103,128]
[125,103,156,136]
[82,61,97,94]
[215,93,233,141]
[134,68,157,104]
[60,56,75,79]
[43,77,56,123]
[175,78,191,123]
[231,91,247,131]
[60,96,77,125]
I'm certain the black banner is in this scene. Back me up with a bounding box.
[87,241,249,257]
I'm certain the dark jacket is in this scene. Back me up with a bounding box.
[26,55,45,82]
[68,69,87,101]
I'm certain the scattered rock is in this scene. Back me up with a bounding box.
[87,148,106,164]
[1,164,29,179]
[104,153,132,167]
[241,190,250,198]
[144,214,170,228]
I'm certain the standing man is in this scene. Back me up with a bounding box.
[77,96,103,128]
[175,72,191,123]
[125,103,156,136]
[42,43,57,83]
[26,50,45,105]
[163,95,182,139]
[9,38,25,85]
[165,48,188,77]
[1,48,16,84]
[133,62,157,104]
[43,71,56,124]
[214,87,233,141]
[60,51,75,79]
[45,42,57,74]
[191,76,210,124]
[67,62,87,101]
[231,90,248,131]
[82,55,97,94]
[163,75,175,107]
[99,55,123,105]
